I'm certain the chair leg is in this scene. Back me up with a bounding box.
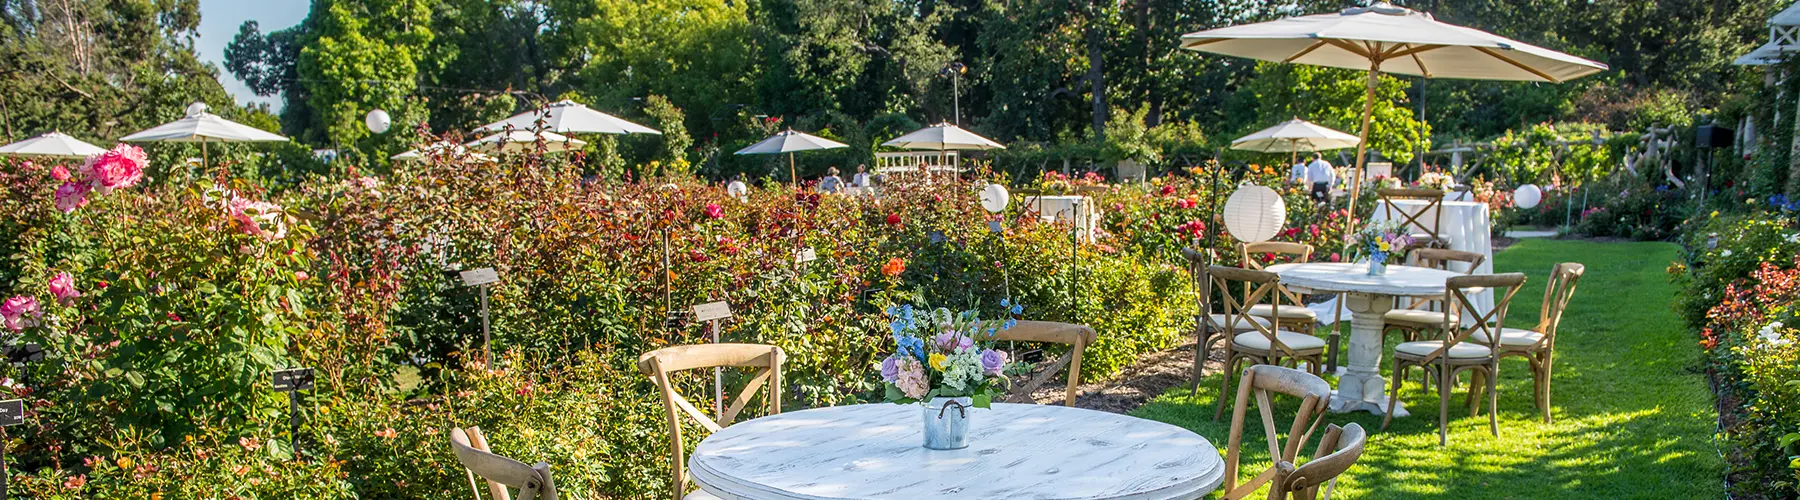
[1214,353,1237,422]
[1465,368,1483,418]
[1540,350,1554,424]
[1382,359,1404,431]
[1191,329,1210,396]
[1325,325,1341,373]
[1488,362,1500,438]
[1438,363,1450,446]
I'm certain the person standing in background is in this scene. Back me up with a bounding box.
[1306,152,1335,203]
[852,164,871,189]
[819,166,845,194]
[1289,160,1308,185]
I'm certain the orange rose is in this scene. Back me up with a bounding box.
[881,258,906,278]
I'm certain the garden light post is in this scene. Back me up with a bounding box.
[942,62,967,126]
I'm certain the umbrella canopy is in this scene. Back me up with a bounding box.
[120,103,289,143]
[476,99,660,135]
[392,141,495,162]
[735,129,849,183]
[465,130,587,154]
[881,123,1006,151]
[1230,118,1361,153]
[0,131,109,159]
[734,129,849,155]
[1180,2,1605,241]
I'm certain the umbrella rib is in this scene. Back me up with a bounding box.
[1472,46,1560,82]
[1323,39,1373,59]
[1284,41,1329,63]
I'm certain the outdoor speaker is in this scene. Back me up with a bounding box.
[1696,124,1734,149]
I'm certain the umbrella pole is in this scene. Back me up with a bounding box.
[789,152,797,186]
[200,140,208,183]
[1347,62,1381,243]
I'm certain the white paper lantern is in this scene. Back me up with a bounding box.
[979,184,1010,213]
[1514,184,1543,209]
[1224,184,1286,243]
[185,102,209,117]
[727,180,749,200]
[365,109,392,134]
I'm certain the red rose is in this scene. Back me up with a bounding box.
[885,214,902,226]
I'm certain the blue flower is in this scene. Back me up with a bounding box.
[1009,303,1024,315]
[1770,194,1789,208]
[890,319,906,336]
[1000,298,1010,308]
[1003,318,1018,330]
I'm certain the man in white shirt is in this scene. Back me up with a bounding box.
[1288,161,1308,185]
[1306,152,1335,202]
[852,164,871,188]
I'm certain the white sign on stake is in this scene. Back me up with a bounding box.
[691,301,734,322]
[459,268,500,286]
[794,247,818,264]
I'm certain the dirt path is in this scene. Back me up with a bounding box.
[1021,342,1222,413]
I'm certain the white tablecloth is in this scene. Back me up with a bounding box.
[1025,195,1101,240]
[1372,199,1495,320]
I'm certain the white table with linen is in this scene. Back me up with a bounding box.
[1371,199,1495,320]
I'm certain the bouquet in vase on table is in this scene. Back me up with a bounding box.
[879,302,1021,408]
[1353,220,1414,275]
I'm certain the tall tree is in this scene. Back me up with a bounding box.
[296,0,435,156]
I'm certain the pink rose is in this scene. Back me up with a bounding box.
[894,357,929,399]
[50,165,70,181]
[53,182,90,213]
[0,296,41,332]
[48,272,79,303]
[228,196,287,240]
[80,144,147,193]
[704,203,724,219]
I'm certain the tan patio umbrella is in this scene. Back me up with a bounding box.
[464,130,587,154]
[120,102,289,177]
[882,122,1005,180]
[1180,2,1606,236]
[475,99,661,136]
[734,129,849,184]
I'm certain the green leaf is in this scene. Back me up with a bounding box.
[196,282,217,294]
[1780,432,1800,449]
[971,393,991,409]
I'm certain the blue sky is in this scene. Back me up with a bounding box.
[198,0,312,111]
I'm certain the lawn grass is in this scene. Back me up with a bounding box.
[1132,239,1723,499]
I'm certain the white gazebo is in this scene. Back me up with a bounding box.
[1733,2,1800,66]
[878,123,1005,183]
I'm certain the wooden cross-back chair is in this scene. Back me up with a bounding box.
[450,426,560,500]
[1377,188,1448,248]
[1221,365,1365,500]
[991,321,1097,406]
[1211,265,1327,421]
[1471,262,1584,423]
[1183,248,1273,390]
[1383,273,1527,446]
[1383,248,1488,346]
[1238,242,1320,338]
[638,343,785,500]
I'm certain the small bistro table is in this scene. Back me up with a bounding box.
[688,403,1225,500]
[1266,262,1467,417]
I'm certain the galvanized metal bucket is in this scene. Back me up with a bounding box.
[1367,260,1387,276]
[922,396,973,450]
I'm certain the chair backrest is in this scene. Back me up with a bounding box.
[1280,423,1368,500]
[450,427,559,500]
[1378,187,1446,243]
[638,343,785,500]
[1408,248,1486,274]
[1210,265,1308,359]
[991,321,1097,406]
[1535,263,1585,347]
[1422,273,1527,363]
[1238,242,1312,306]
[1400,248,1487,310]
[1220,365,1334,500]
[1184,247,1221,331]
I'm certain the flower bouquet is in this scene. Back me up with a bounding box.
[1415,171,1454,191]
[1352,220,1414,276]
[879,302,1020,449]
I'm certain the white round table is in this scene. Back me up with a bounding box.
[689,403,1224,500]
[1266,262,1465,417]
[1373,199,1496,315]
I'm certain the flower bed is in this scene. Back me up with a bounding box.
[1671,212,1800,496]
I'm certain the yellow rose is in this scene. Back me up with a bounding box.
[117,456,134,470]
[1378,241,1391,252]
[929,353,947,371]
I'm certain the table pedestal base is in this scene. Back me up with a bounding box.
[1327,293,1407,417]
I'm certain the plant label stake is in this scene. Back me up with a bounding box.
[459,268,500,365]
[794,247,817,265]
[272,367,314,460]
[0,398,18,499]
[690,301,734,416]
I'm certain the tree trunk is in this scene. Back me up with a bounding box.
[1085,11,1109,142]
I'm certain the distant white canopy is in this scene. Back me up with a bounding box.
[476,99,660,135]
[734,129,849,155]
[120,103,288,143]
[392,141,495,162]
[1230,118,1361,153]
[881,123,1005,151]
[465,130,587,154]
[0,131,108,159]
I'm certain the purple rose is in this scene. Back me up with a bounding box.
[880,356,900,382]
[979,349,1008,376]
[957,336,975,352]
[935,331,962,351]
